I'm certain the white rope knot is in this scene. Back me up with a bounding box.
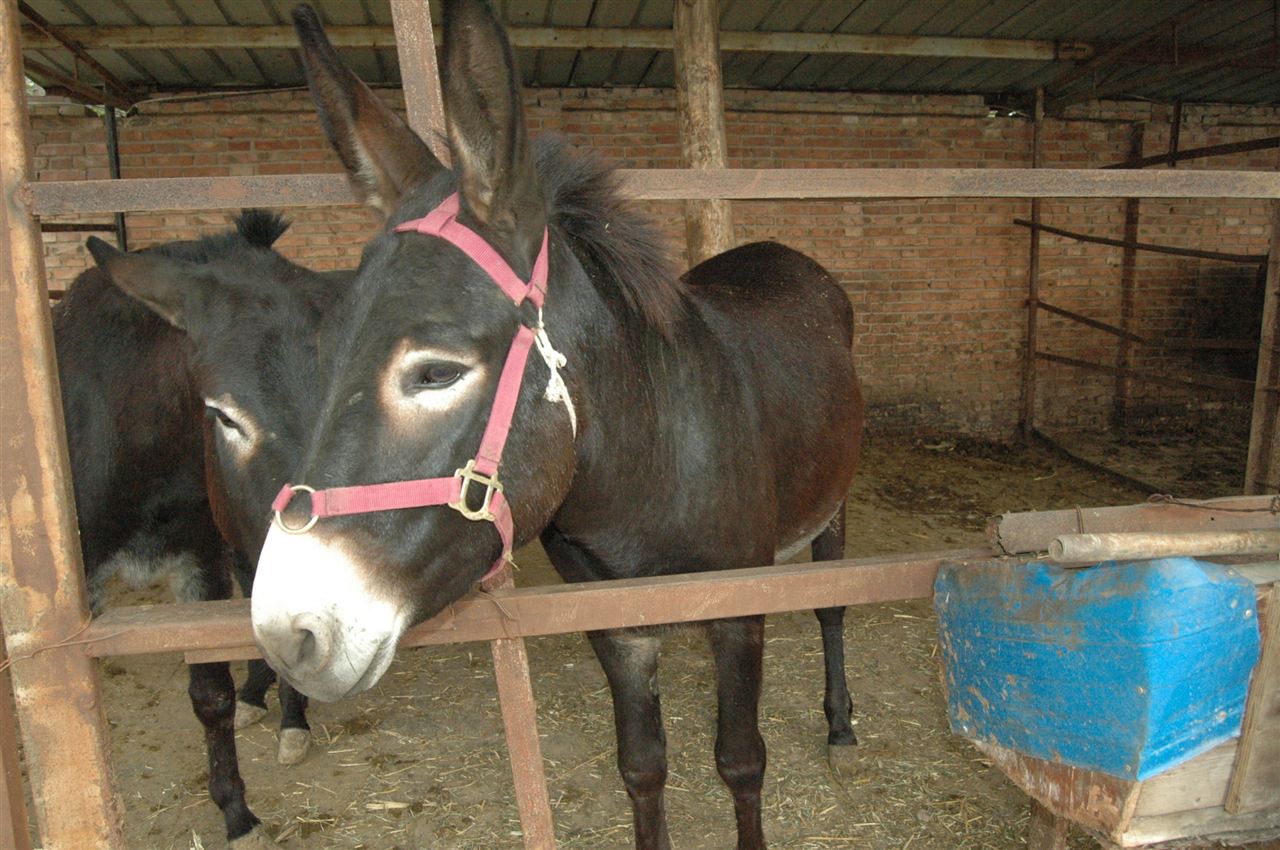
[533,309,577,437]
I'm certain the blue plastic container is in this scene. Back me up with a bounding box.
[934,557,1260,780]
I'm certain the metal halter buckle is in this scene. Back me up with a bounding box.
[273,484,319,535]
[449,459,503,522]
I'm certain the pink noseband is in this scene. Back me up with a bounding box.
[272,192,555,581]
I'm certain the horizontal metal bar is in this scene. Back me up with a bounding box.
[1035,350,1255,398]
[1103,135,1280,170]
[81,548,992,662]
[22,169,1280,216]
[1036,302,1257,352]
[18,24,1090,62]
[1014,217,1268,263]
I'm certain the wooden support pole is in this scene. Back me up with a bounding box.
[1020,89,1044,443]
[1027,799,1069,850]
[1246,165,1280,494]
[389,11,551,846]
[1113,123,1145,431]
[389,0,449,166]
[0,0,123,847]
[1,620,34,850]
[673,0,733,267]
[1049,529,1280,563]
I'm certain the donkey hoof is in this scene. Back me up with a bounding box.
[235,700,268,730]
[826,742,860,776]
[229,825,279,848]
[277,728,312,766]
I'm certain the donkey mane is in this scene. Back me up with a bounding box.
[535,135,686,335]
[150,209,290,263]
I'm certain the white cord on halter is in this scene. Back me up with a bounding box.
[533,308,577,438]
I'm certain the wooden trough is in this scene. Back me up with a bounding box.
[971,502,1280,849]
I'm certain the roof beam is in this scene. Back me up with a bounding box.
[21,56,130,110]
[18,24,1093,62]
[17,3,131,99]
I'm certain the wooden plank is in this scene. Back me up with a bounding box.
[989,496,1280,556]
[0,0,124,846]
[1119,805,1280,847]
[0,620,34,850]
[136,549,993,663]
[1132,739,1237,816]
[1247,194,1280,494]
[673,0,733,266]
[18,24,1089,62]
[21,168,1280,217]
[1227,584,1280,813]
[975,741,1140,841]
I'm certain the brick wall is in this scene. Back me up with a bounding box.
[29,88,1280,438]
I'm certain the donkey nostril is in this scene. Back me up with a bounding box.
[289,613,333,672]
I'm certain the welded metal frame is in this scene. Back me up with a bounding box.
[4,1,1280,848]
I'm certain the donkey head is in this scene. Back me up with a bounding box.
[87,212,342,562]
[251,0,577,701]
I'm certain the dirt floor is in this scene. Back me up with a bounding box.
[21,424,1265,849]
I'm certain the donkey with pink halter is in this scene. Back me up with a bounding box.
[254,3,864,847]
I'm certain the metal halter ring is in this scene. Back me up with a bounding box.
[448,459,503,523]
[274,484,319,535]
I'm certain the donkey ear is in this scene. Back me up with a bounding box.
[293,4,442,218]
[441,0,544,268]
[87,237,202,331]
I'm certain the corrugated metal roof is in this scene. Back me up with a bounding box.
[19,0,1280,107]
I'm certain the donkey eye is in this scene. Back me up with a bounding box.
[410,363,463,390]
[206,404,243,433]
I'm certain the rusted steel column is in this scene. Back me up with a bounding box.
[1,620,34,850]
[389,0,450,166]
[1112,123,1146,431]
[485,568,556,850]
[673,0,733,267]
[1019,89,1044,442]
[0,1,124,847]
[1246,186,1280,494]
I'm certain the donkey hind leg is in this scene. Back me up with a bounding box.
[811,502,857,752]
[178,543,274,846]
[276,683,311,765]
[588,630,672,850]
[230,553,272,728]
[709,616,769,850]
[234,660,274,729]
[229,550,312,764]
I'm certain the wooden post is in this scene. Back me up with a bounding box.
[1,620,34,850]
[1226,585,1280,812]
[388,0,450,166]
[0,0,124,847]
[673,0,733,267]
[387,8,553,846]
[1027,799,1069,850]
[1019,89,1044,442]
[1246,165,1280,494]
[1112,123,1146,431]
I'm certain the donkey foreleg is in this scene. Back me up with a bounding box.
[709,616,768,850]
[188,661,264,843]
[589,630,672,850]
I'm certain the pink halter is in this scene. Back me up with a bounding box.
[271,192,555,580]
